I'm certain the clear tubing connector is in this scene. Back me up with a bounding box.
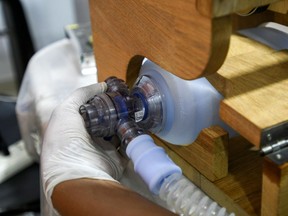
[116,119,145,150]
[105,76,130,96]
[131,75,164,133]
[159,174,235,216]
[79,77,133,138]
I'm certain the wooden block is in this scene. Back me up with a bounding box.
[207,34,288,147]
[201,136,263,215]
[262,159,288,216]
[213,136,263,215]
[89,0,284,84]
[154,126,229,182]
[269,0,288,14]
[89,0,232,82]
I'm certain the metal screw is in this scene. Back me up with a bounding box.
[276,154,282,160]
[267,133,272,141]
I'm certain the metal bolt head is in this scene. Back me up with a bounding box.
[276,154,282,160]
[267,133,272,141]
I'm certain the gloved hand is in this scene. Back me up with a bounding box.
[41,83,126,210]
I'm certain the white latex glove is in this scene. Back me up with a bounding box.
[41,82,126,210]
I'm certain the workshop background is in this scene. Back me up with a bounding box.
[0,0,90,215]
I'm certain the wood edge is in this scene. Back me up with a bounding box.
[220,101,262,147]
[202,15,232,77]
[126,55,144,87]
[154,126,229,182]
[268,0,288,14]
[262,158,288,216]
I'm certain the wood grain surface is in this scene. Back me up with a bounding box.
[269,0,288,14]
[89,0,231,82]
[262,159,288,216]
[155,126,229,182]
[89,0,282,84]
[207,34,288,147]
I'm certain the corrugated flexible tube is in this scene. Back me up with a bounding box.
[159,173,235,216]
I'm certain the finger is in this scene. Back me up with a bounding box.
[65,82,107,107]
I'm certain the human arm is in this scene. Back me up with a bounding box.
[52,178,176,216]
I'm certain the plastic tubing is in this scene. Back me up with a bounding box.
[159,173,235,216]
[125,134,182,194]
[125,133,235,216]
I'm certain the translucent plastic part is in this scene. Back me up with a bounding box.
[79,77,133,138]
[117,119,145,150]
[125,134,182,194]
[159,173,235,216]
[131,76,164,133]
[79,93,117,137]
[139,60,236,145]
[105,76,130,96]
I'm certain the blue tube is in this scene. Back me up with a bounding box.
[126,134,182,194]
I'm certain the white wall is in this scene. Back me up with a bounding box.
[20,0,90,50]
